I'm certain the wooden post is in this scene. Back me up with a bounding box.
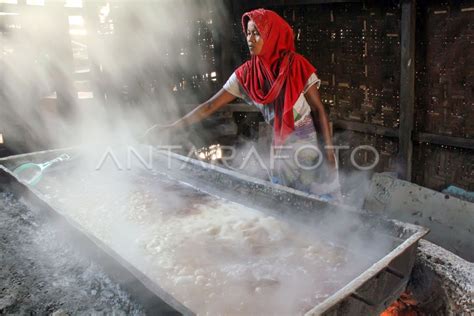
[82,1,109,105]
[49,1,76,119]
[210,0,235,86]
[399,0,416,181]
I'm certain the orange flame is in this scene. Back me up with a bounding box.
[380,292,421,316]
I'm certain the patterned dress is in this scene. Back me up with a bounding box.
[224,72,339,197]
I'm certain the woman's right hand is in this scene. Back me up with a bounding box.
[141,123,170,137]
[139,89,236,143]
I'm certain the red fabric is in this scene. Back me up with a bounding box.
[235,9,316,145]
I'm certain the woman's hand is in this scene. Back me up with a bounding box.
[140,89,236,144]
[172,89,236,128]
[139,123,175,144]
[141,123,173,138]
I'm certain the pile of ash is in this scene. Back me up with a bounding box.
[0,192,144,315]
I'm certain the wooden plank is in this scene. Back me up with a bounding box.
[333,120,399,138]
[398,0,416,181]
[415,133,474,150]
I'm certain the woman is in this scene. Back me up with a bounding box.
[154,8,339,198]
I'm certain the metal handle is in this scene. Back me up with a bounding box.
[39,153,71,170]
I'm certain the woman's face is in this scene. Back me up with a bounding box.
[246,20,263,55]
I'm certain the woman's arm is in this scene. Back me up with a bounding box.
[142,89,236,140]
[304,85,336,168]
[169,88,237,128]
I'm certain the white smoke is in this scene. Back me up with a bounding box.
[1,0,232,152]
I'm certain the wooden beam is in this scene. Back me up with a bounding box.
[213,0,236,85]
[82,1,107,105]
[183,102,259,113]
[415,133,474,150]
[241,0,362,10]
[331,120,474,150]
[398,0,416,181]
[0,3,82,13]
[48,1,76,117]
[219,103,260,112]
[333,120,399,138]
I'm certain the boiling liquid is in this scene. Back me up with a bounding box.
[37,169,373,315]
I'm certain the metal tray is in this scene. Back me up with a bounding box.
[0,147,429,315]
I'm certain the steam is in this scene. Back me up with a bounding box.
[21,145,399,315]
[1,0,232,151]
[1,2,400,314]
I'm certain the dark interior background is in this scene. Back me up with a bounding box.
[0,0,472,192]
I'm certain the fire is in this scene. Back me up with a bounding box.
[380,292,421,316]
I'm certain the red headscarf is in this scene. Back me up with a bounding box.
[235,9,316,145]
